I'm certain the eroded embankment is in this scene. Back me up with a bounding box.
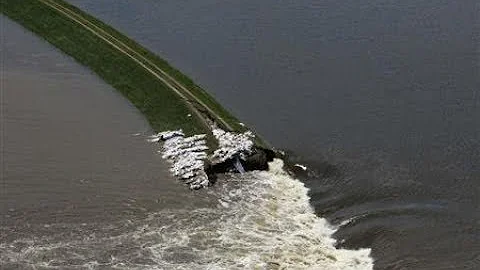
[1,1,374,267]
[149,128,276,189]
[2,0,277,190]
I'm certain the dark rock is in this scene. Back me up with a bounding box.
[205,158,235,175]
[205,147,277,179]
[241,149,269,171]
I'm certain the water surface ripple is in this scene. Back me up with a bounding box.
[1,15,372,269]
[63,0,480,269]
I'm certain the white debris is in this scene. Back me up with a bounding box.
[294,164,308,171]
[148,137,161,143]
[148,130,184,142]
[211,127,255,164]
[151,130,209,189]
[159,130,185,140]
[151,127,256,189]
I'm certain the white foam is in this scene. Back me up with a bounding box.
[143,159,373,269]
[1,160,373,269]
[201,159,373,269]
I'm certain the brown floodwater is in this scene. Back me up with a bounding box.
[1,16,373,269]
[61,1,480,269]
[1,14,213,239]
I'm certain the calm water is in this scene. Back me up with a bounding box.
[62,0,480,269]
[1,15,372,269]
[0,15,214,223]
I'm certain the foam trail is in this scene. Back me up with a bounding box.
[204,159,373,269]
[145,159,374,269]
[0,159,373,269]
[137,159,374,269]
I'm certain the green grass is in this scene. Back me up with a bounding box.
[1,0,271,149]
[45,0,247,132]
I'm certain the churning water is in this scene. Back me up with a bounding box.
[60,1,480,269]
[2,159,373,269]
[1,16,372,269]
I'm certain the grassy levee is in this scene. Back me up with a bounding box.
[1,0,271,149]
[43,0,246,133]
[1,0,210,136]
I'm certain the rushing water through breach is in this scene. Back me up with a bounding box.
[60,1,480,269]
[1,15,373,269]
